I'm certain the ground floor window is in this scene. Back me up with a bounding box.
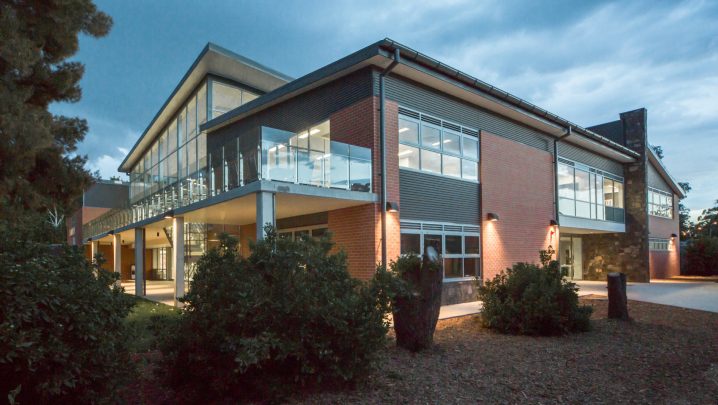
[278,224,329,240]
[150,247,171,280]
[400,221,481,281]
[649,238,671,251]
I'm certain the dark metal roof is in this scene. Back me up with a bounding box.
[202,38,640,159]
[587,120,625,146]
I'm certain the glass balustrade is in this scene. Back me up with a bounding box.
[83,126,373,240]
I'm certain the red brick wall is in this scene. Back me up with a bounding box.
[648,194,681,278]
[480,131,557,280]
[327,96,400,279]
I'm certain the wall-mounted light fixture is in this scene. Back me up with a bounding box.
[163,209,174,219]
[386,201,400,213]
[549,220,558,227]
[487,213,500,221]
[671,233,678,238]
[156,232,160,238]
[108,230,115,235]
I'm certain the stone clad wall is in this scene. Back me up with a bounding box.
[582,109,651,282]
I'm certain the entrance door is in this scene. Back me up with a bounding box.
[559,235,583,280]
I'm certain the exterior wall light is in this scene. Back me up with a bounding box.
[549,220,558,227]
[671,233,677,238]
[487,213,499,221]
[386,202,400,212]
[163,210,174,219]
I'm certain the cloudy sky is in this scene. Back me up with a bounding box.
[51,0,718,216]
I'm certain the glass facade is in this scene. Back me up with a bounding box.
[400,221,481,280]
[398,112,479,181]
[128,79,258,218]
[558,160,625,223]
[648,188,673,219]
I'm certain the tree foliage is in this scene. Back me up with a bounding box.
[157,227,392,402]
[0,0,112,222]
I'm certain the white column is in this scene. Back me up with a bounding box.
[90,240,99,264]
[172,217,185,306]
[134,228,145,296]
[256,191,276,240]
[112,233,122,286]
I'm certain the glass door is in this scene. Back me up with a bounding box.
[559,235,583,280]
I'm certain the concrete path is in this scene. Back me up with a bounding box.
[439,301,482,320]
[575,280,718,313]
[121,280,175,306]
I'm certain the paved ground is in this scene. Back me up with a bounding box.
[123,279,718,314]
[575,279,718,313]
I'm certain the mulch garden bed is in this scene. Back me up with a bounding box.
[290,298,718,404]
[122,298,718,404]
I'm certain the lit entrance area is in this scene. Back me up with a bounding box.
[559,235,583,280]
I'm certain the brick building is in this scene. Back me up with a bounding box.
[73,39,685,305]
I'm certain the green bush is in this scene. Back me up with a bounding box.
[478,253,592,336]
[684,237,718,276]
[0,232,135,403]
[158,226,391,402]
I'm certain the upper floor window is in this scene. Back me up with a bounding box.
[648,188,673,219]
[558,159,624,223]
[211,81,258,119]
[397,109,479,182]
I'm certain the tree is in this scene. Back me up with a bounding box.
[694,200,718,238]
[0,0,112,225]
[652,145,665,159]
[678,182,692,238]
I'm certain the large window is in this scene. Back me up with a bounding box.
[398,110,479,182]
[558,159,624,223]
[648,188,673,219]
[649,238,671,251]
[400,221,481,280]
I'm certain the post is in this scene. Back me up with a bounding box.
[172,217,185,305]
[112,234,122,286]
[134,227,145,296]
[256,191,275,240]
[90,240,99,264]
[607,272,629,320]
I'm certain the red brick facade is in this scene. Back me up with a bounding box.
[648,194,681,279]
[480,131,557,280]
[327,96,401,280]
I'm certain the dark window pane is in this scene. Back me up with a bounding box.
[465,236,480,254]
[445,235,462,254]
[444,257,462,278]
[311,228,328,238]
[464,258,480,277]
[401,234,420,255]
[424,234,442,256]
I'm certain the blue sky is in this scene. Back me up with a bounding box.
[51,0,718,216]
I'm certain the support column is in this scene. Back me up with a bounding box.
[256,191,275,240]
[90,240,99,264]
[172,217,185,305]
[134,228,145,296]
[112,233,122,286]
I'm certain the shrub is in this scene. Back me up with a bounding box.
[388,254,442,352]
[0,230,135,403]
[478,252,592,336]
[158,226,391,402]
[683,237,718,276]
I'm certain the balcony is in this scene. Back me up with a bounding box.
[83,126,372,240]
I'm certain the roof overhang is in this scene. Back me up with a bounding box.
[647,147,686,198]
[118,43,292,173]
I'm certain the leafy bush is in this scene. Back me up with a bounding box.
[683,237,718,276]
[158,226,391,402]
[388,254,442,352]
[478,253,592,336]
[0,230,135,403]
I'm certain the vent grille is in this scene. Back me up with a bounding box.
[400,221,421,230]
[398,107,419,119]
[462,128,479,137]
[422,223,443,231]
[558,157,574,166]
[442,122,461,132]
[444,225,462,232]
[463,226,480,233]
[421,115,441,126]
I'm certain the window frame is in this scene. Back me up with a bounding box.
[557,158,624,223]
[648,187,674,219]
[397,111,480,183]
[399,221,481,282]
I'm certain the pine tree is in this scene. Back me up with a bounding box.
[0,0,112,225]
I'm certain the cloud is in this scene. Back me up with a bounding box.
[87,150,129,180]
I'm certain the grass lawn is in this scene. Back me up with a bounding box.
[124,297,181,353]
[122,298,718,403]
